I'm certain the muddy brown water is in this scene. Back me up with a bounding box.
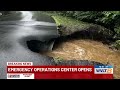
[41,39,120,79]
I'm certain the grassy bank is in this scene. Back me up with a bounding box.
[42,12,96,35]
[42,12,113,41]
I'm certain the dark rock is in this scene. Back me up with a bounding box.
[55,60,106,66]
[27,40,55,53]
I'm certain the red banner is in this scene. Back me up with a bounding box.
[7,66,113,79]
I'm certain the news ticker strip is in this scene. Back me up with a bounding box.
[7,62,113,79]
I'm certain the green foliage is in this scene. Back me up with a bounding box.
[51,15,92,35]
[114,27,120,38]
[54,57,64,60]
[74,11,103,21]
[111,40,120,50]
[54,57,64,63]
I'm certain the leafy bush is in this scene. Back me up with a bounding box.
[111,40,120,50]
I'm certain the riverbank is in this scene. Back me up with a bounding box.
[34,12,120,79]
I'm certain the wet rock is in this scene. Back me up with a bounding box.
[55,60,105,66]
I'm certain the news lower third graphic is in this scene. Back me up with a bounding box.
[7,62,113,79]
[7,62,34,79]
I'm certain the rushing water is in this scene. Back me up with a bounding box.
[20,11,34,21]
[42,39,120,78]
